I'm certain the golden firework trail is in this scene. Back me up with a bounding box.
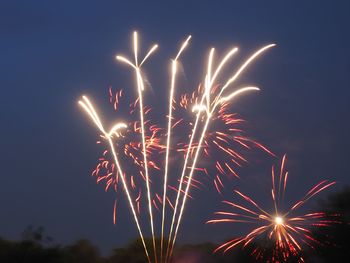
[207,154,337,262]
[116,32,158,263]
[166,43,275,260]
[78,96,151,262]
[160,35,191,263]
[92,88,164,214]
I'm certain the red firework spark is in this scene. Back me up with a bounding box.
[207,154,337,262]
[92,87,167,218]
[91,85,273,221]
[174,85,275,194]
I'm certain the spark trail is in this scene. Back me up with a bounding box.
[166,44,275,260]
[92,88,164,213]
[116,32,158,263]
[78,96,151,262]
[160,35,191,263]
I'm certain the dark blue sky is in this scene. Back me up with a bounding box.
[0,0,349,255]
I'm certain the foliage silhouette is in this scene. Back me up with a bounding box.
[311,186,350,262]
[0,187,349,262]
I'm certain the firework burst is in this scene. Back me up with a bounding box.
[78,32,275,263]
[92,88,166,215]
[208,154,336,262]
[173,85,275,194]
[166,44,275,261]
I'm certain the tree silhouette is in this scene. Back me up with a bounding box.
[311,186,350,262]
[64,239,102,263]
[0,187,349,263]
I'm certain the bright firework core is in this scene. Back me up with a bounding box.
[274,216,284,225]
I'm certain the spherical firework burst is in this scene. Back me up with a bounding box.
[207,154,337,262]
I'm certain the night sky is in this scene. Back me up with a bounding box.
[1,0,349,255]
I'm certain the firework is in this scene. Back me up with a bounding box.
[160,35,191,263]
[116,32,159,263]
[78,32,275,263]
[207,154,336,262]
[78,96,151,262]
[166,43,275,260]
[174,86,275,194]
[93,88,164,214]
